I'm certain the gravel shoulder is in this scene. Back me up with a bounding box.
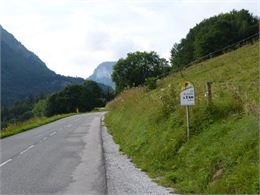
[101,118,175,195]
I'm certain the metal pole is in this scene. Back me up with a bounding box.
[186,106,190,140]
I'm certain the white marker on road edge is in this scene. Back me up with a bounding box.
[42,137,48,141]
[50,132,57,136]
[0,159,12,168]
[67,124,72,128]
[20,145,34,155]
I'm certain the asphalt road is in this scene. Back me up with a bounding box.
[0,112,107,195]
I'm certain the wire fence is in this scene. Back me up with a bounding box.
[182,32,259,70]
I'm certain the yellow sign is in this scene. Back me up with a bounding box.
[180,80,194,92]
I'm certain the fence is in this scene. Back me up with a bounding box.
[182,32,259,70]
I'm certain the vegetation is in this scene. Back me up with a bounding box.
[1,80,114,133]
[1,96,44,129]
[112,51,170,93]
[45,80,114,116]
[0,113,75,139]
[105,42,259,194]
[170,9,259,71]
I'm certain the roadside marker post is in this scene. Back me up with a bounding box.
[180,80,195,140]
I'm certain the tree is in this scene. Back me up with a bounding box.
[82,80,104,110]
[45,85,84,116]
[1,96,42,129]
[112,51,170,93]
[32,99,47,117]
[170,9,259,71]
[45,81,110,117]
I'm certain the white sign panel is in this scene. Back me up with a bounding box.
[180,81,195,106]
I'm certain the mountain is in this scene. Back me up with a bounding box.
[88,61,116,89]
[1,26,84,106]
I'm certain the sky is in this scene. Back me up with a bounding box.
[0,0,259,78]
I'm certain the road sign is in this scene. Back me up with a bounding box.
[180,80,195,141]
[180,80,195,106]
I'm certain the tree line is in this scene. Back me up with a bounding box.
[170,9,259,71]
[1,80,114,129]
[44,80,113,116]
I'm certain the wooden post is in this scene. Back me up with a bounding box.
[206,81,212,104]
[186,106,190,141]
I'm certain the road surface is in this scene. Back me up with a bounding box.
[0,112,172,195]
[0,113,106,194]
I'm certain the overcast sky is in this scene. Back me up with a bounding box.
[1,0,259,78]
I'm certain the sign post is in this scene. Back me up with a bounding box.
[185,106,190,140]
[180,80,195,140]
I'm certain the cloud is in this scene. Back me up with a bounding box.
[0,0,259,78]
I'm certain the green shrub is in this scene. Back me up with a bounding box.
[160,86,179,116]
[32,99,47,117]
[145,77,157,90]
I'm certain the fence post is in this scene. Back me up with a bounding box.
[206,81,212,105]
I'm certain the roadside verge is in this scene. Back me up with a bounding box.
[101,116,174,195]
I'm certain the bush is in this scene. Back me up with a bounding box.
[160,86,180,116]
[20,111,33,121]
[145,77,157,90]
[32,99,47,117]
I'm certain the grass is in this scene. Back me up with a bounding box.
[0,113,76,139]
[105,42,259,194]
[91,107,107,112]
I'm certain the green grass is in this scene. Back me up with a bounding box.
[0,113,76,139]
[91,107,107,112]
[105,42,259,194]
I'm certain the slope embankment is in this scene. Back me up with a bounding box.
[105,42,259,194]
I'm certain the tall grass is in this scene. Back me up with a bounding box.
[105,42,259,194]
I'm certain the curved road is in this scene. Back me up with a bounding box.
[0,112,106,194]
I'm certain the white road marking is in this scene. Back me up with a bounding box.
[42,137,48,141]
[50,131,57,136]
[0,159,12,167]
[20,145,34,155]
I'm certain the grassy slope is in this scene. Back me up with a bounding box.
[105,42,259,194]
[0,113,76,139]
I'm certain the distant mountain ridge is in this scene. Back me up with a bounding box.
[88,61,116,89]
[1,26,84,106]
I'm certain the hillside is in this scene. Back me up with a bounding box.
[1,26,84,106]
[105,42,259,194]
[88,61,116,89]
